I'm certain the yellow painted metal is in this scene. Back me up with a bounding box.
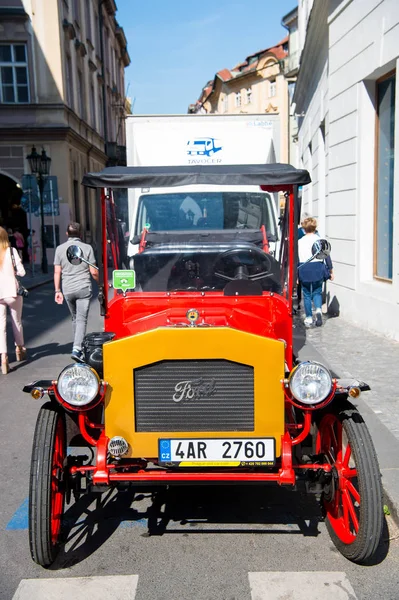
[103,327,285,459]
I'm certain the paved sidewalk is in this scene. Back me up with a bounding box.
[295,313,399,522]
[23,265,53,291]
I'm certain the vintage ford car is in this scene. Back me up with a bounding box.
[24,164,383,567]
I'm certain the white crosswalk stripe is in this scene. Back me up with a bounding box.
[248,571,358,600]
[12,571,359,599]
[12,575,139,600]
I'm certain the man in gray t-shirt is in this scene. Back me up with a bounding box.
[54,221,99,361]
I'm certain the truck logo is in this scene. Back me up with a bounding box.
[173,378,217,402]
[187,137,222,157]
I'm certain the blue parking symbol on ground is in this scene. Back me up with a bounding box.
[159,439,171,461]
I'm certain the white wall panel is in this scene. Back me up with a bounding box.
[329,87,357,123]
[327,189,356,216]
[381,0,399,33]
[327,214,356,241]
[328,239,356,266]
[329,138,357,169]
[330,262,356,290]
[329,0,383,46]
[330,17,380,74]
[382,22,399,65]
[330,43,375,98]
[329,163,357,193]
[329,113,357,146]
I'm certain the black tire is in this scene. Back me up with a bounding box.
[29,402,66,567]
[317,400,383,563]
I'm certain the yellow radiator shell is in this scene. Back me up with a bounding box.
[103,327,285,458]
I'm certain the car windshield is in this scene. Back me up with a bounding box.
[110,187,291,299]
[135,191,277,240]
[130,241,283,295]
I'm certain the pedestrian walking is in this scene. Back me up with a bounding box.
[297,213,320,309]
[298,217,334,328]
[0,226,27,374]
[7,228,17,249]
[13,228,25,260]
[27,229,39,264]
[54,221,99,361]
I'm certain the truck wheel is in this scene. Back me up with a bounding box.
[29,402,66,567]
[316,400,383,563]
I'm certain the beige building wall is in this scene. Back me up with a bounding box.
[0,0,130,262]
[193,47,290,163]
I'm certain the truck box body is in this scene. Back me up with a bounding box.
[125,114,280,256]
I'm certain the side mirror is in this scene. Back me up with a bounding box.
[66,244,99,270]
[66,245,83,265]
[311,239,331,260]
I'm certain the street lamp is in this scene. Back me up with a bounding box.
[26,146,51,274]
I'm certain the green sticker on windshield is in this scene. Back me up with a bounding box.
[113,270,135,292]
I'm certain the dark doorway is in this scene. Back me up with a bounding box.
[0,173,25,231]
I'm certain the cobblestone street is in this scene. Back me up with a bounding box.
[304,315,399,441]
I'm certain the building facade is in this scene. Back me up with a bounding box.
[0,0,130,261]
[188,38,292,163]
[294,0,399,340]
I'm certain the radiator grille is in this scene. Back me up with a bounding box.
[134,360,254,432]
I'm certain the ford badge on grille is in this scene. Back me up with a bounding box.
[173,378,216,402]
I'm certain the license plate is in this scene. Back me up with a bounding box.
[158,438,275,466]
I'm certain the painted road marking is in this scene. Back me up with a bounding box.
[249,571,358,599]
[6,497,29,530]
[13,575,139,600]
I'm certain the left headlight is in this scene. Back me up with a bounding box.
[57,364,100,407]
[289,361,332,405]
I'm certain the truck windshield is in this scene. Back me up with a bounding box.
[135,192,277,240]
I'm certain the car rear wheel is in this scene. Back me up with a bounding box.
[29,402,66,567]
[316,400,383,563]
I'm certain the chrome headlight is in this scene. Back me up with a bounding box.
[57,364,100,407]
[289,361,332,405]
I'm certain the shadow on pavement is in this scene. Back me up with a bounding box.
[293,313,340,378]
[7,342,72,373]
[50,483,390,569]
[51,485,324,569]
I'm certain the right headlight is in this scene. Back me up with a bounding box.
[289,361,332,405]
[57,363,100,407]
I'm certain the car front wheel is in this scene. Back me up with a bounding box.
[316,400,383,564]
[29,402,66,567]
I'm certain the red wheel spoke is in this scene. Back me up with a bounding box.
[344,467,357,479]
[343,489,359,533]
[341,490,350,532]
[50,418,65,545]
[329,422,338,452]
[343,444,351,468]
[346,480,360,504]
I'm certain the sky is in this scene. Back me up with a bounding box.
[116,0,297,115]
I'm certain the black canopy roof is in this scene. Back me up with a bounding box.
[82,163,311,189]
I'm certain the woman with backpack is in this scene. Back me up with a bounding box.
[0,226,27,374]
[298,217,334,328]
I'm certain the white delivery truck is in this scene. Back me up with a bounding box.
[125,114,281,257]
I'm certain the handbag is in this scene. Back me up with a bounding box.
[10,248,29,298]
[323,260,331,281]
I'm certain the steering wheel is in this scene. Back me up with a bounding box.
[213,247,274,282]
